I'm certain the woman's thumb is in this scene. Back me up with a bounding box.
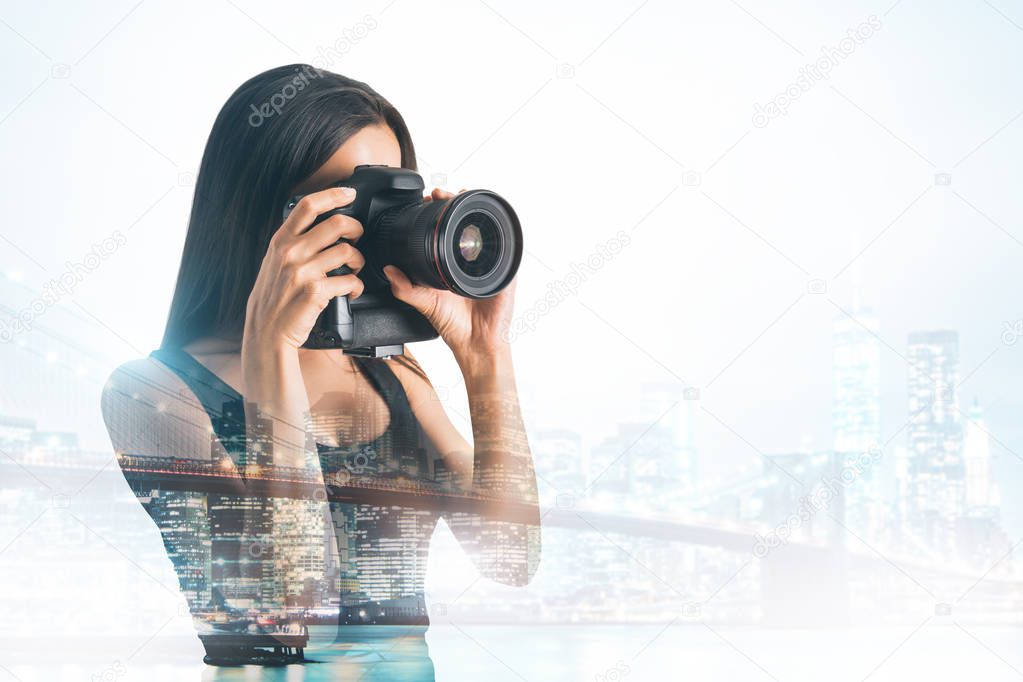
[383,265,433,313]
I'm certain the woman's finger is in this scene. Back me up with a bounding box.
[300,213,365,254]
[307,273,365,301]
[307,240,366,275]
[383,265,435,314]
[430,187,455,202]
[281,186,356,236]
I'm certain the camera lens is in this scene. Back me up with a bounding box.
[454,213,501,277]
[458,224,483,262]
[376,190,522,298]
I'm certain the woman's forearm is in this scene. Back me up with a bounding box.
[457,345,539,505]
[237,343,334,612]
[240,341,319,473]
[449,344,542,585]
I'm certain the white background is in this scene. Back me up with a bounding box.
[1,1,1023,680]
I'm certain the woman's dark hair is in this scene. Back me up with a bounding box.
[161,64,417,349]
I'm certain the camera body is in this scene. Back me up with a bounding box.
[284,165,521,357]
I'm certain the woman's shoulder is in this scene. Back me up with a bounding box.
[102,355,192,408]
[101,356,213,459]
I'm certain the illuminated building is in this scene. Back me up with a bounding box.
[906,330,964,552]
[832,307,882,539]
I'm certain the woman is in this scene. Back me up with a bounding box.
[101,64,540,678]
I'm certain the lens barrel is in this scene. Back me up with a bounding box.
[375,190,522,298]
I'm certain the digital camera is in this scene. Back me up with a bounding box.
[284,165,522,357]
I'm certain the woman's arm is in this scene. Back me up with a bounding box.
[102,186,370,618]
[392,346,541,586]
[456,344,542,586]
[383,189,542,584]
[240,339,315,471]
[239,186,366,471]
[458,347,538,505]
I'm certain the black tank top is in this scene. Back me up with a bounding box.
[148,348,440,646]
[149,347,426,465]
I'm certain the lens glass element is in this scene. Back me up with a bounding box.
[458,225,483,261]
[453,212,501,277]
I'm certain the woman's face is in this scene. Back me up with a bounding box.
[292,123,402,195]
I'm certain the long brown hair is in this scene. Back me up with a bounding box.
[162,64,417,349]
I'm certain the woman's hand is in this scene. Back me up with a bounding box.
[243,186,366,355]
[383,187,516,363]
[241,186,366,428]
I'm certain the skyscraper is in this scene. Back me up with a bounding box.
[964,398,994,511]
[272,498,332,608]
[906,330,964,552]
[207,400,278,609]
[639,382,698,494]
[144,490,212,610]
[832,307,882,538]
[959,398,1009,567]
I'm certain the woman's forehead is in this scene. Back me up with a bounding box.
[294,124,401,193]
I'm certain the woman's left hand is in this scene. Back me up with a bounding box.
[383,188,515,361]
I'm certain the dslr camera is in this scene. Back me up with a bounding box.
[284,165,522,357]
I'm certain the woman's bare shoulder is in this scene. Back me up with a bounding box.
[101,356,213,459]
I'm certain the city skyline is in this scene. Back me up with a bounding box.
[1,306,1017,630]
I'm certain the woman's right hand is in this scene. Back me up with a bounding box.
[243,186,366,355]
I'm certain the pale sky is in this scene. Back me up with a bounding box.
[2,0,1022,529]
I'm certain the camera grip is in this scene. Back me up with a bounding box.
[321,241,355,348]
